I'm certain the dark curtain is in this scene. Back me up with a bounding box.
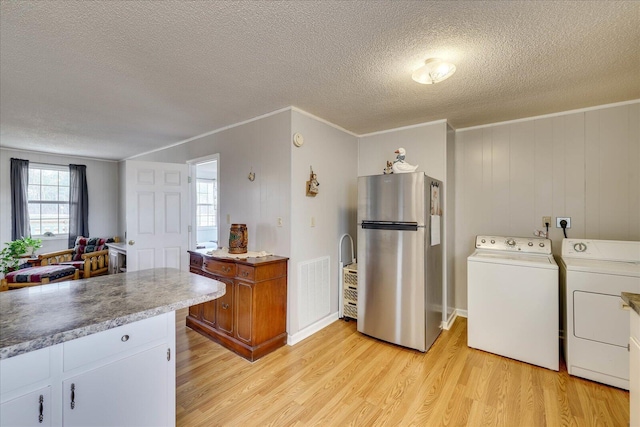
[68,164,89,248]
[10,158,30,240]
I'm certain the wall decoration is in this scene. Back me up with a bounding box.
[306,166,320,197]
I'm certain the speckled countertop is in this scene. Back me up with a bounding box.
[0,268,225,360]
[622,292,640,316]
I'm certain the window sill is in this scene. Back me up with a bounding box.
[33,235,69,241]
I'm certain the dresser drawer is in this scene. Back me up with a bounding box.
[203,260,236,277]
[237,265,255,281]
[190,254,203,268]
[63,314,168,372]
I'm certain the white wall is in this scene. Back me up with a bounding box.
[357,120,454,325]
[0,148,119,254]
[445,124,456,321]
[358,120,447,178]
[132,110,292,257]
[454,101,640,310]
[134,108,358,340]
[289,109,358,338]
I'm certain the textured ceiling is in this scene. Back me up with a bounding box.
[1,1,638,161]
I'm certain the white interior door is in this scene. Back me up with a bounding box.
[125,160,189,272]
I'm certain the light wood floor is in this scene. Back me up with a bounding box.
[175,309,629,426]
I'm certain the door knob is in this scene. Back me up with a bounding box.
[128,240,135,245]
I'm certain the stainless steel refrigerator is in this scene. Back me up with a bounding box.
[357,172,443,352]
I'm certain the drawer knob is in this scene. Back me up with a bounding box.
[121,334,130,342]
[242,271,249,277]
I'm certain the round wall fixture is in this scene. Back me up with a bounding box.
[293,132,304,147]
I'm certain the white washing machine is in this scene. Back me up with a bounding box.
[559,239,640,390]
[468,235,559,371]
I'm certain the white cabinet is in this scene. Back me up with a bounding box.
[1,387,51,426]
[0,312,175,427]
[63,345,168,427]
[630,307,640,427]
[106,243,127,274]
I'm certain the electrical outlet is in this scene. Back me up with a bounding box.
[542,216,551,227]
[277,217,283,227]
[556,217,571,228]
[311,217,316,227]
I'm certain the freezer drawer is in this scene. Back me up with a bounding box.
[357,226,426,351]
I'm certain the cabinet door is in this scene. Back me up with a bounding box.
[631,335,640,427]
[108,250,118,274]
[188,303,202,319]
[235,281,253,344]
[0,386,51,426]
[201,300,216,327]
[216,278,235,335]
[63,344,169,427]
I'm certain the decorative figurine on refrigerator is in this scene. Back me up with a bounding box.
[383,161,393,174]
[392,147,419,173]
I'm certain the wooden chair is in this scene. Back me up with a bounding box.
[38,237,111,279]
[0,265,79,291]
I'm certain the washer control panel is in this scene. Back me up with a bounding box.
[475,235,552,254]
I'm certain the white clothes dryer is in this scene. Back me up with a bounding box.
[467,236,559,371]
[559,239,640,390]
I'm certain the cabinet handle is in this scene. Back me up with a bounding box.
[222,303,229,309]
[241,271,249,277]
[39,394,44,423]
[222,266,231,273]
[70,383,76,409]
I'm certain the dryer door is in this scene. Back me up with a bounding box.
[573,291,628,347]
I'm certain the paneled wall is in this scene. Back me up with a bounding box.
[454,102,640,310]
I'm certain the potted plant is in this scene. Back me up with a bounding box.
[0,236,43,274]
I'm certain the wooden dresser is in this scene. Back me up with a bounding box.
[186,251,288,361]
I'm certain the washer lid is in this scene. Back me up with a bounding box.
[560,257,640,277]
[468,251,558,269]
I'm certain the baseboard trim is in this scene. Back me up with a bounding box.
[442,309,468,330]
[442,311,456,330]
[287,312,340,346]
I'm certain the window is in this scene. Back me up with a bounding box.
[27,164,70,236]
[196,179,217,227]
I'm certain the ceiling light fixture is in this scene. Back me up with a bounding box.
[412,58,456,84]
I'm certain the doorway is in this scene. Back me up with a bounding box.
[189,154,219,250]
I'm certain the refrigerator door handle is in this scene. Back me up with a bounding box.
[361,221,419,231]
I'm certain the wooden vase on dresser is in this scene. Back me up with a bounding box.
[186,251,288,361]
